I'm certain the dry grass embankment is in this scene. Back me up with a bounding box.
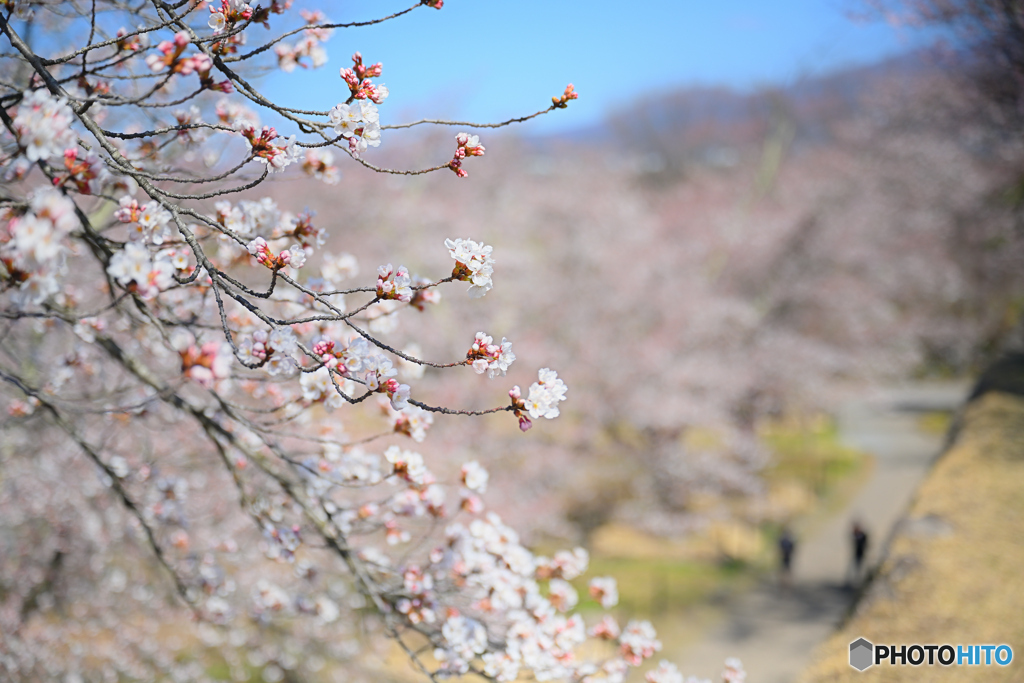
[799,391,1024,682]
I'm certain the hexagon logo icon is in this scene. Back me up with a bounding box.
[849,638,874,671]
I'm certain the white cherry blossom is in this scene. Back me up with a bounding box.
[525,368,568,419]
[13,90,76,162]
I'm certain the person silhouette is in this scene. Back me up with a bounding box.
[850,521,869,584]
[778,526,796,588]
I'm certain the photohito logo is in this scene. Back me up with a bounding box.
[849,638,873,671]
[849,638,1013,671]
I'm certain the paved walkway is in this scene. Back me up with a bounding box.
[671,383,967,683]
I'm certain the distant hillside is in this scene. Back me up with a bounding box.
[551,49,946,160]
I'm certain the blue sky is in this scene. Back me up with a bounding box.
[262,1,940,134]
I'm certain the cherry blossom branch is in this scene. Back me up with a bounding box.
[382,106,559,130]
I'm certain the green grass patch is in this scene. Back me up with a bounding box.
[576,556,752,617]
[761,415,867,499]
[917,410,952,435]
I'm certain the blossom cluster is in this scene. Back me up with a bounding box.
[177,336,233,388]
[274,10,333,72]
[115,195,173,244]
[216,97,260,129]
[300,366,346,410]
[208,0,254,34]
[367,361,411,410]
[59,148,110,196]
[238,327,299,375]
[107,242,177,299]
[238,122,299,172]
[115,26,149,53]
[285,210,324,249]
[461,460,488,492]
[172,106,208,147]
[553,83,579,108]
[301,149,340,184]
[525,368,568,420]
[423,513,668,682]
[387,401,435,442]
[329,100,382,156]
[467,331,516,378]
[589,576,619,609]
[246,236,307,270]
[215,197,320,244]
[445,237,495,297]
[11,89,76,163]
[377,263,413,302]
[508,368,568,431]
[448,132,486,178]
[0,189,79,308]
[307,334,412,410]
[145,31,214,80]
[340,52,389,103]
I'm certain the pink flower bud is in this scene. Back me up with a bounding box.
[448,158,464,177]
[192,53,212,73]
[313,339,335,356]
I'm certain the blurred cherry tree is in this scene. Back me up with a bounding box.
[864,0,1024,113]
[0,2,755,683]
[314,45,1024,541]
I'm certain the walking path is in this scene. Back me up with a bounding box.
[670,382,967,683]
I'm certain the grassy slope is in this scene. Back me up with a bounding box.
[799,391,1024,682]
